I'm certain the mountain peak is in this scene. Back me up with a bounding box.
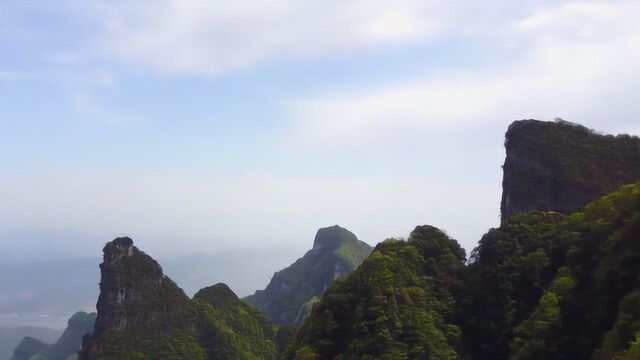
[193,283,239,309]
[312,225,358,250]
[246,225,372,324]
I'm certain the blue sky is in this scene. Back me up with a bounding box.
[1,1,639,259]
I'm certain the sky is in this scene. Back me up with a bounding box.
[1,0,639,260]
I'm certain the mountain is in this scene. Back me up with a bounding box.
[245,225,373,325]
[501,119,640,220]
[0,247,300,330]
[288,183,640,359]
[285,225,466,359]
[9,336,47,360]
[79,237,280,359]
[0,327,60,360]
[10,311,95,360]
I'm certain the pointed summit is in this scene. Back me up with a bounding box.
[246,226,372,324]
[312,225,358,250]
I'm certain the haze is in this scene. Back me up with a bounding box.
[2,0,640,262]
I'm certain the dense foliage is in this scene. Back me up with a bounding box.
[285,225,466,359]
[245,225,372,324]
[288,183,640,359]
[501,119,640,220]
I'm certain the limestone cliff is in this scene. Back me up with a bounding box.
[501,119,640,220]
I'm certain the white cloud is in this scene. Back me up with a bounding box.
[96,0,458,75]
[284,0,640,149]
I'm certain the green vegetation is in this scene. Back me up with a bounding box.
[245,225,372,324]
[193,283,278,360]
[285,225,466,359]
[288,183,640,359]
[78,238,280,360]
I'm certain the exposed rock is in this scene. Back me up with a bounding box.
[79,237,201,359]
[501,119,640,220]
[79,238,279,359]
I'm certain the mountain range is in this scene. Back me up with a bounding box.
[8,119,640,359]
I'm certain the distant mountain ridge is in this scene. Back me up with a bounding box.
[0,327,60,360]
[245,225,373,324]
[10,311,95,360]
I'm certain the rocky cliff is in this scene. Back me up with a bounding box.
[501,119,640,220]
[245,225,372,325]
[79,237,279,360]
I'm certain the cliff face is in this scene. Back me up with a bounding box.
[289,183,640,360]
[501,119,640,220]
[79,237,279,360]
[80,237,205,359]
[245,225,372,325]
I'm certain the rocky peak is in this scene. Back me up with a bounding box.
[193,283,239,309]
[246,226,372,324]
[93,237,178,335]
[312,225,358,250]
[500,119,640,221]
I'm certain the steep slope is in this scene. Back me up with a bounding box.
[192,283,277,359]
[79,237,207,359]
[506,183,640,359]
[289,183,640,360]
[78,237,279,360]
[245,225,372,325]
[501,119,640,220]
[286,225,466,360]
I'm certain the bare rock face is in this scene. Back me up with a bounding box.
[80,237,200,359]
[500,119,640,221]
[94,237,171,333]
[80,237,280,359]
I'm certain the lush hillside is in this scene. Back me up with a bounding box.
[288,183,640,359]
[78,237,280,360]
[285,225,466,359]
[245,225,372,325]
[501,119,640,220]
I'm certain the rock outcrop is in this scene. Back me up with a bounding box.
[501,119,640,220]
[245,225,372,324]
[79,237,205,359]
[79,237,279,359]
